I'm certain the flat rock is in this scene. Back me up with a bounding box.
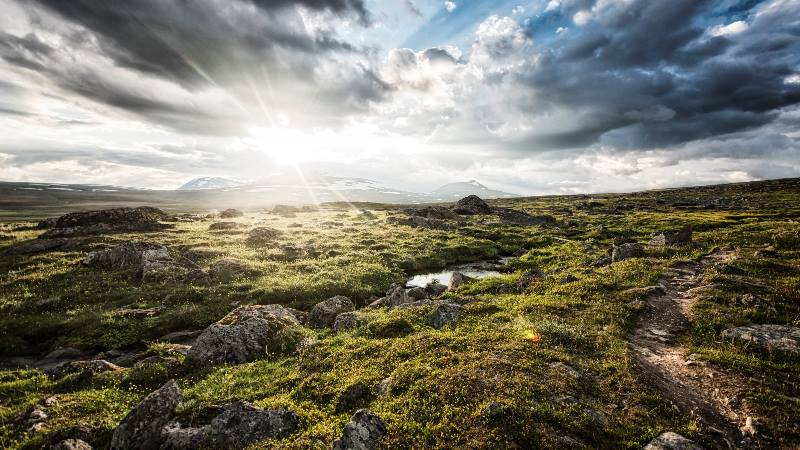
[721,324,800,356]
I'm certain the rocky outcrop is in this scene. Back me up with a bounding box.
[721,324,800,357]
[185,305,303,368]
[427,302,464,329]
[219,208,244,218]
[110,380,183,450]
[41,207,171,238]
[452,195,491,215]
[308,296,355,329]
[82,242,184,282]
[333,409,387,450]
[643,432,704,450]
[611,243,644,262]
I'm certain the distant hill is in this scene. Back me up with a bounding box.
[430,180,517,200]
[178,177,242,190]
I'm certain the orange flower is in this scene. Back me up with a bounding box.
[528,333,541,345]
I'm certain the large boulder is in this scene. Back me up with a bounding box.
[333,409,387,450]
[644,432,703,450]
[611,243,644,262]
[308,296,355,329]
[140,248,185,283]
[219,208,244,219]
[185,305,303,368]
[721,324,800,357]
[110,380,183,450]
[452,195,492,215]
[427,302,464,329]
[41,207,170,238]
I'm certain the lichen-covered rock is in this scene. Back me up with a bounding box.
[82,242,166,270]
[648,225,693,247]
[208,402,298,448]
[721,324,800,357]
[140,248,185,283]
[333,312,363,332]
[333,409,387,450]
[246,227,282,243]
[425,280,448,297]
[219,208,244,219]
[611,243,644,262]
[185,305,303,368]
[52,439,93,450]
[406,287,428,300]
[110,380,183,450]
[427,302,464,329]
[208,258,250,280]
[644,432,704,450]
[452,195,491,215]
[385,286,411,307]
[308,296,355,329]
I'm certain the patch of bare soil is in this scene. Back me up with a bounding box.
[628,249,761,449]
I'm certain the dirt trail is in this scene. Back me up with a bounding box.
[628,249,760,449]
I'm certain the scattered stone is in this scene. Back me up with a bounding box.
[611,243,644,262]
[333,312,363,332]
[208,402,298,448]
[386,286,412,307]
[53,439,93,450]
[648,225,693,247]
[48,360,123,379]
[140,248,185,283]
[406,286,428,300]
[517,268,545,290]
[208,258,251,280]
[424,280,448,297]
[246,227,282,243]
[643,432,704,450]
[110,380,183,450]
[512,248,527,257]
[427,302,464,329]
[333,409,387,450]
[452,195,492,215]
[716,264,748,276]
[336,382,375,413]
[721,324,800,357]
[219,208,244,219]
[448,272,472,290]
[43,347,85,360]
[208,221,246,231]
[308,296,355,329]
[185,304,303,368]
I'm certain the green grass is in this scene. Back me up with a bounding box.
[1,178,800,448]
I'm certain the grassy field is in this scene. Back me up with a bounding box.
[1,179,799,449]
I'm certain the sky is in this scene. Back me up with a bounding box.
[0,0,798,194]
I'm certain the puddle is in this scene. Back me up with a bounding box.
[406,258,509,288]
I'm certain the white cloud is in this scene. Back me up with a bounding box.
[709,20,748,37]
[444,1,456,12]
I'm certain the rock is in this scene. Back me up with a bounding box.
[332,409,387,450]
[367,297,388,308]
[5,238,75,255]
[53,439,93,450]
[512,248,527,257]
[336,382,375,413]
[48,360,123,379]
[82,242,166,270]
[308,296,355,329]
[611,243,644,262]
[517,268,545,289]
[425,280,448,297]
[648,225,693,247]
[185,304,303,368]
[219,208,244,219]
[386,286,412,307]
[406,286,428,300]
[247,227,282,243]
[208,402,298,448]
[583,408,608,427]
[41,207,171,238]
[721,324,800,356]
[208,258,250,280]
[140,248,185,283]
[110,380,183,450]
[285,307,309,324]
[448,272,472,290]
[333,312,363,332]
[376,378,392,397]
[406,206,459,220]
[208,221,246,231]
[452,195,492,215]
[644,432,704,450]
[161,423,210,449]
[36,217,59,229]
[427,302,464,329]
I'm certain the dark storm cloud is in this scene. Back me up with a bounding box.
[510,0,800,151]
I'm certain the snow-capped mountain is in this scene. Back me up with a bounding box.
[178,177,243,190]
[430,180,517,200]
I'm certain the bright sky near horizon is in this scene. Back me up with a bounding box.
[0,0,798,194]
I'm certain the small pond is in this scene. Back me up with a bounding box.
[406,257,513,287]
